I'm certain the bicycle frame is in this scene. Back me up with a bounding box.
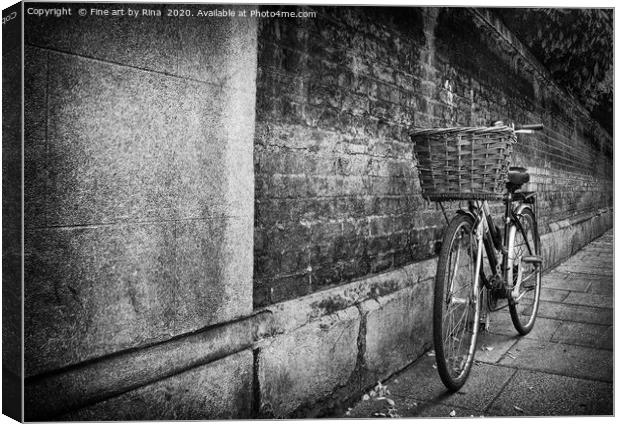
[458,191,537,302]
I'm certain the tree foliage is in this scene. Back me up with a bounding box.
[496,8,613,133]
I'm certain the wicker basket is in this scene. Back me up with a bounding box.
[410,126,516,201]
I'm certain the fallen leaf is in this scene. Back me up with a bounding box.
[387,407,401,418]
[427,351,436,357]
[514,405,524,412]
[432,364,438,369]
[386,398,395,406]
[449,410,456,417]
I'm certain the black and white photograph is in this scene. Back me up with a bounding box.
[1,0,615,421]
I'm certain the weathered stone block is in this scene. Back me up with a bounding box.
[362,279,433,377]
[540,210,612,271]
[25,4,178,74]
[24,46,46,145]
[26,313,268,420]
[178,6,258,90]
[258,307,360,417]
[60,350,253,420]
[44,52,253,227]
[24,216,252,377]
[24,46,48,228]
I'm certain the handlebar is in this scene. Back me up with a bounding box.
[491,121,544,132]
[515,124,544,131]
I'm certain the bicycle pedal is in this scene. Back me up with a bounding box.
[521,255,542,264]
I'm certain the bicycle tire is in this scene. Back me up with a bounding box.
[508,207,541,335]
[433,214,481,391]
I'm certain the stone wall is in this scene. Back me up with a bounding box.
[23,3,257,419]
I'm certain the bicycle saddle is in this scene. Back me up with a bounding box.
[508,167,529,186]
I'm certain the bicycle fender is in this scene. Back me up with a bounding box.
[455,209,477,222]
[510,204,541,263]
[513,203,532,217]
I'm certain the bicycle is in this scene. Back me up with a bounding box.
[411,122,544,391]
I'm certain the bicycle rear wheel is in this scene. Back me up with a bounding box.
[508,207,541,334]
[433,214,481,391]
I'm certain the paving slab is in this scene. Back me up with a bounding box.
[535,300,612,325]
[551,321,613,350]
[538,288,570,302]
[487,313,562,342]
[498,339,613,382]
[346,396,481,419]
[475,332,519,363]
[555,265,612,277]
[588,278,614,296]
[562,292,613,309]
[365,355,515,412]
[543,273,591,292]
[390,399,481,418]
[486,370,613,416]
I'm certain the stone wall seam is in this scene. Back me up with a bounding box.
[26,44,258,95]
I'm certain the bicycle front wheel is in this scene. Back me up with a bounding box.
[433,214,481,391]
[508,207,542,335]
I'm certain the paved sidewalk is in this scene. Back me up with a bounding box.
[342,230,613,418]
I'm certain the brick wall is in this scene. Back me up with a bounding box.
[433,9,613,233]
[254,6,613,307]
